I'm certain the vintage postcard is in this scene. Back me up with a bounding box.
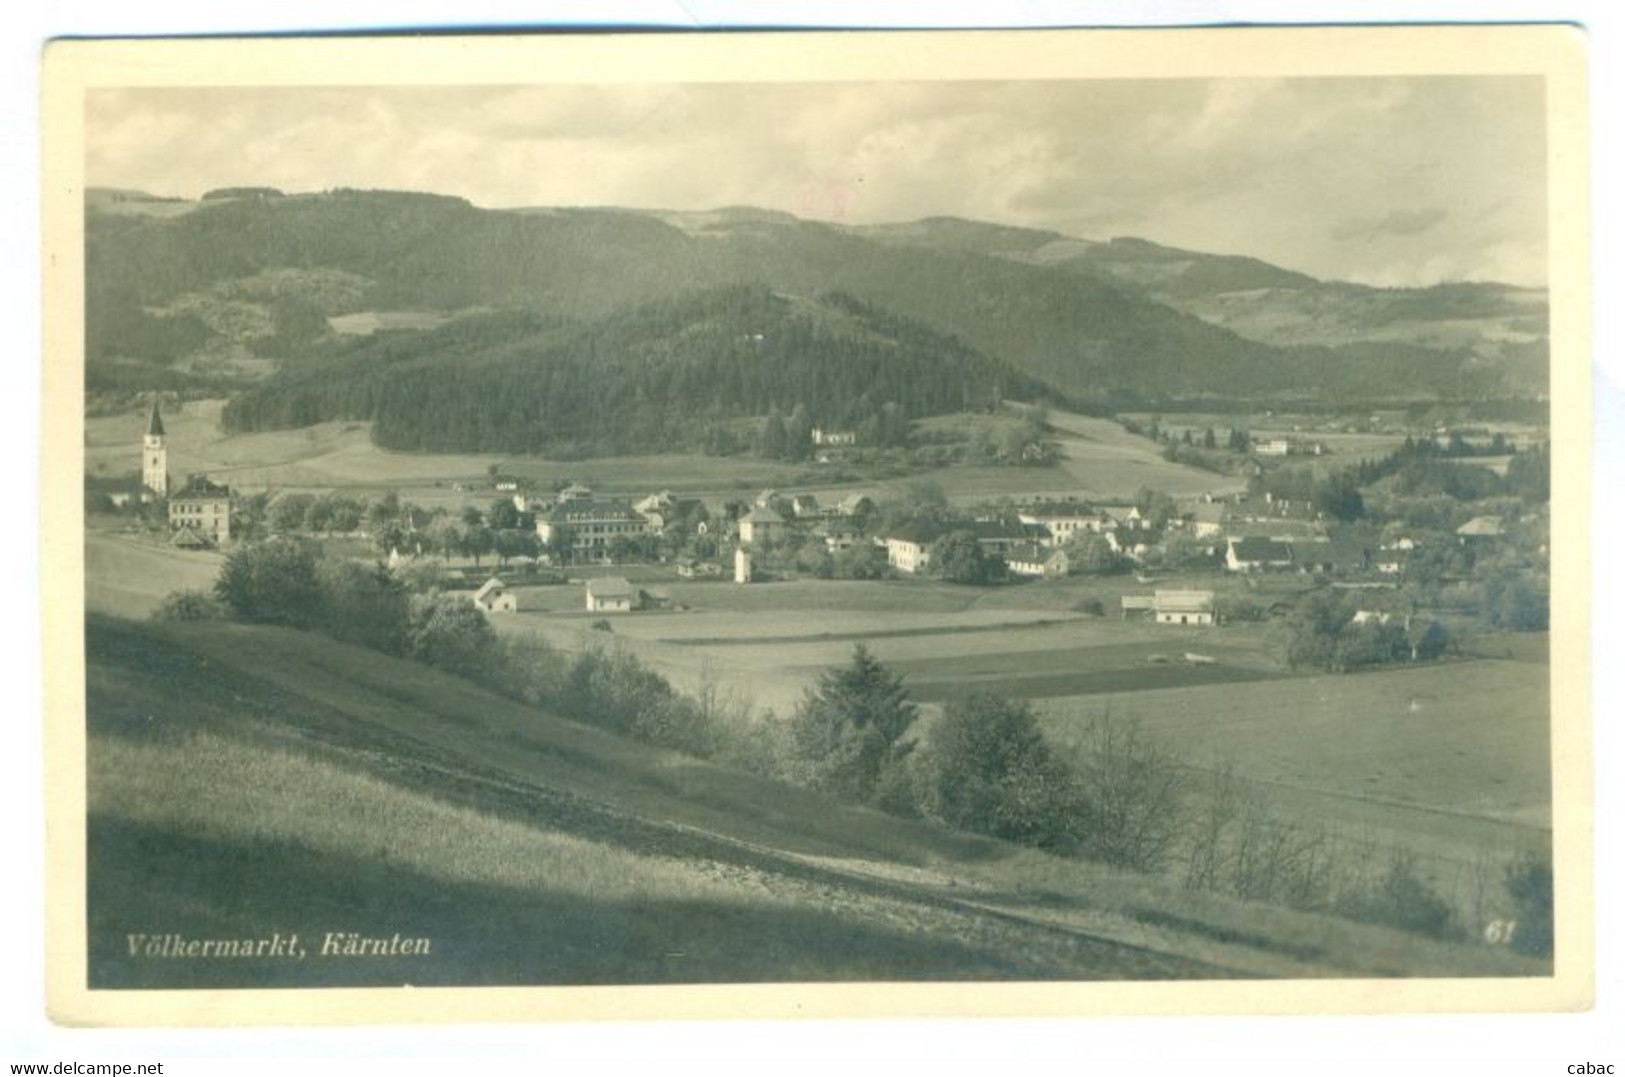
[41,26,1591,1025]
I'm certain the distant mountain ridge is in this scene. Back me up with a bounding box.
[85,187,1548,409]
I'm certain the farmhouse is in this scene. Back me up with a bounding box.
[1225,536,1294,572]
[585,576,637,613]
[167,475,233,545]
[1154,590,1215,626]
[1005,544,1070,579]
[472,576,518,614]
[536,499,652,560]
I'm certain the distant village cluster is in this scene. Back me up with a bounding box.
[106,400,1537,640]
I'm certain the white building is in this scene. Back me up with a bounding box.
[473,576,518,614]
[585,577,637,613]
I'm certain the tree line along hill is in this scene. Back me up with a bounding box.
[217,286,1048,456]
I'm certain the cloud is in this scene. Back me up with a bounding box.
[84,76,1547,287]
[1331,207,1450,243]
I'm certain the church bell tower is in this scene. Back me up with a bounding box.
[142,399,168,498]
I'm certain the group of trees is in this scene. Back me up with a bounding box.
[198,538,508,673]
[1278,591,1450,673]
[220,286,1041,458]
[771,647,1190,872]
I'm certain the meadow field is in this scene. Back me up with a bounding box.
[1035,649,1552,927]
[85,398,1239,514]
[84,614,1541,986]
[85,526,224,618]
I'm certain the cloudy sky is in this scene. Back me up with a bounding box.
[87,77,1546,287]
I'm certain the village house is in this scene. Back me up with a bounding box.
[1153,589,1215,626]
[675,558,723,579]
[1188,502,1228,539]
[734,546,754,584]
[1374,535,1417,576]
[737,504,790,545]
[472,576,518,614]
[882,520,1028,574]
[536,499,653,560]
[882,524,939,574]
[1255,436,1293,457]
[829,493,877,519]
[1119,589,1216,626]
[1100,504,1147,531]
[1225,536,1294,573]
[811,427,858,447]
[168,475,233,546]
[814,520,862,554]
[1016,500,1107,546]
[557,482,594,503]
[788,494,823,519]
[1457,515,1505,544]
[1004,544,1070,580]
[585,576,638,613]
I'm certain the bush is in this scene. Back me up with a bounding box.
[1503,853,1554,958]
[1335,849,1459,941]
[406,593,497,679]
[1071,716,1188,873]
[152,589,225,622]
[319,560,409,655]
[916,693,1087,851]
[214,540,324,628]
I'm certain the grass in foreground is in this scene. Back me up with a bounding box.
[84,615,1549,986]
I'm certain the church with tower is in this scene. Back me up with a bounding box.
[141,399,234,546]
[142,399,168,499]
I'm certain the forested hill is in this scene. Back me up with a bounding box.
[87,188,1547,406]
[220,286,1049,456]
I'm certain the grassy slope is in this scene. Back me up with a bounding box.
[84,615,1542,988]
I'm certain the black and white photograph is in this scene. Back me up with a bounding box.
[40,26,1592,1023]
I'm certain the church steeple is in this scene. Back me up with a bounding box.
[142,398,168,498]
